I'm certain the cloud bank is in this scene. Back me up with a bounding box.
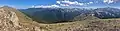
[32,0,120,8]
[57,0,94,6]
[32,0,94,8]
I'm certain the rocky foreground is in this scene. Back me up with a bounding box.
[0,6,47,31]
[0,6,120,31]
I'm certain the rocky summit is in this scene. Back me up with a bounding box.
[0,6,49,31]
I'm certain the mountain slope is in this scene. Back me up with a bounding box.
[20,7,120,23]
[1,6,120,31]
[0,6,50,31]
[93,7,120,19]
[20,8,96,23]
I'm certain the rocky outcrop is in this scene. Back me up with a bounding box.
[0,6,49,31]
[0,7,20,31]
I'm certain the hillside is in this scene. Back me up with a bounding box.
[20,8,95,23]
[0,6,50,31]
[20,7,120,23]
[1,6,120,31]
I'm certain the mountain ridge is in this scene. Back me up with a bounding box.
[20,7,120,23]
[0,6,50,31]
[1,6,120,31]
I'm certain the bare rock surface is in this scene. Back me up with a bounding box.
[0,6,48,31]
[0,7,20,31]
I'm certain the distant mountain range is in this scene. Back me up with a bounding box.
[19,7,120,23]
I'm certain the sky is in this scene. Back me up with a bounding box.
[56,0,120,8]
[0,0,120,9]
[0,0,56,9]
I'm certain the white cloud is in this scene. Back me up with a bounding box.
[51,4,60,7]
[61,1,79,5]
[32,4,60,8]
[58,0,94,6]
[57,1,60,4]
[78,3,84,5]
[89,2,93,4]
[60,4,69,6]
[103,0,114,4]
[57,1,89,6]
[87,2,94,5]
[32,0,95,8]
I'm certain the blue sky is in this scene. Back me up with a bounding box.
[0,0,120,9]
[0,0,56,9]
